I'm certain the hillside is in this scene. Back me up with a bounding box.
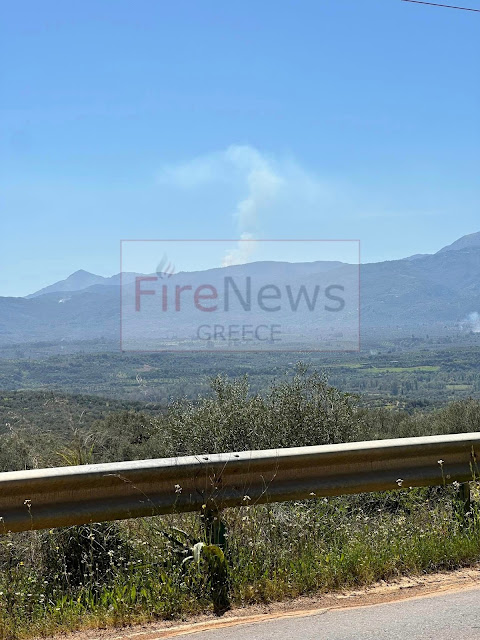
[0,390,151,437]
[437,231,480,254]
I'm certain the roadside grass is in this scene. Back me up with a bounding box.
[0,486,479,640]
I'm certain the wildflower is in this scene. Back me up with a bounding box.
[174,484,182,494]
[23,499,31,507]
[438,460,444,466]
[396,478,403,487]
[243,495,251,502]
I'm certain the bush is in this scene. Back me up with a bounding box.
[127,365,365,460]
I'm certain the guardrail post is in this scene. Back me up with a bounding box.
[199,506,229,614]
[456,482,472,522]
[201,506,226,549]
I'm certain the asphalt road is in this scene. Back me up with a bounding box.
[186,587,480,640]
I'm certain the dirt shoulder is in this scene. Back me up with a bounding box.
[43,565,480,640]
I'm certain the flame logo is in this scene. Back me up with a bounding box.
[156,253,175,279]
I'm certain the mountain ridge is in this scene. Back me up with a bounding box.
[2,232,479,347]
[26,231,480,299]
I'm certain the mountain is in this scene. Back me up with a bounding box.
[27,262,344,299]
[437,232,480,254]
[27,270,108,298]
[2,233,480,348]
[361,247,480,326]
[27,270,140,298]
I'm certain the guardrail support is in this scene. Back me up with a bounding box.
[199,506,229,614]
[201,506,226,549]
[457,481,472,519]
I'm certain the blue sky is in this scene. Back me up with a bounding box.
[1,0,479,296]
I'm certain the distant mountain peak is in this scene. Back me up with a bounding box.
[27,270,107,298]
[437,232,480,254]
[67,269,100,281]
[71,269,95,276]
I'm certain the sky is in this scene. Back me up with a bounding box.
[1,0,479,296]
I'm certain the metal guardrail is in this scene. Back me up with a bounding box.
[0,432,478,534]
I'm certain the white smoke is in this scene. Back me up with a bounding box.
[158,145,326,267]
[461,312,480,333]
[224,146,282,228]
[222,232,257,267]
[221,146,282,266]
